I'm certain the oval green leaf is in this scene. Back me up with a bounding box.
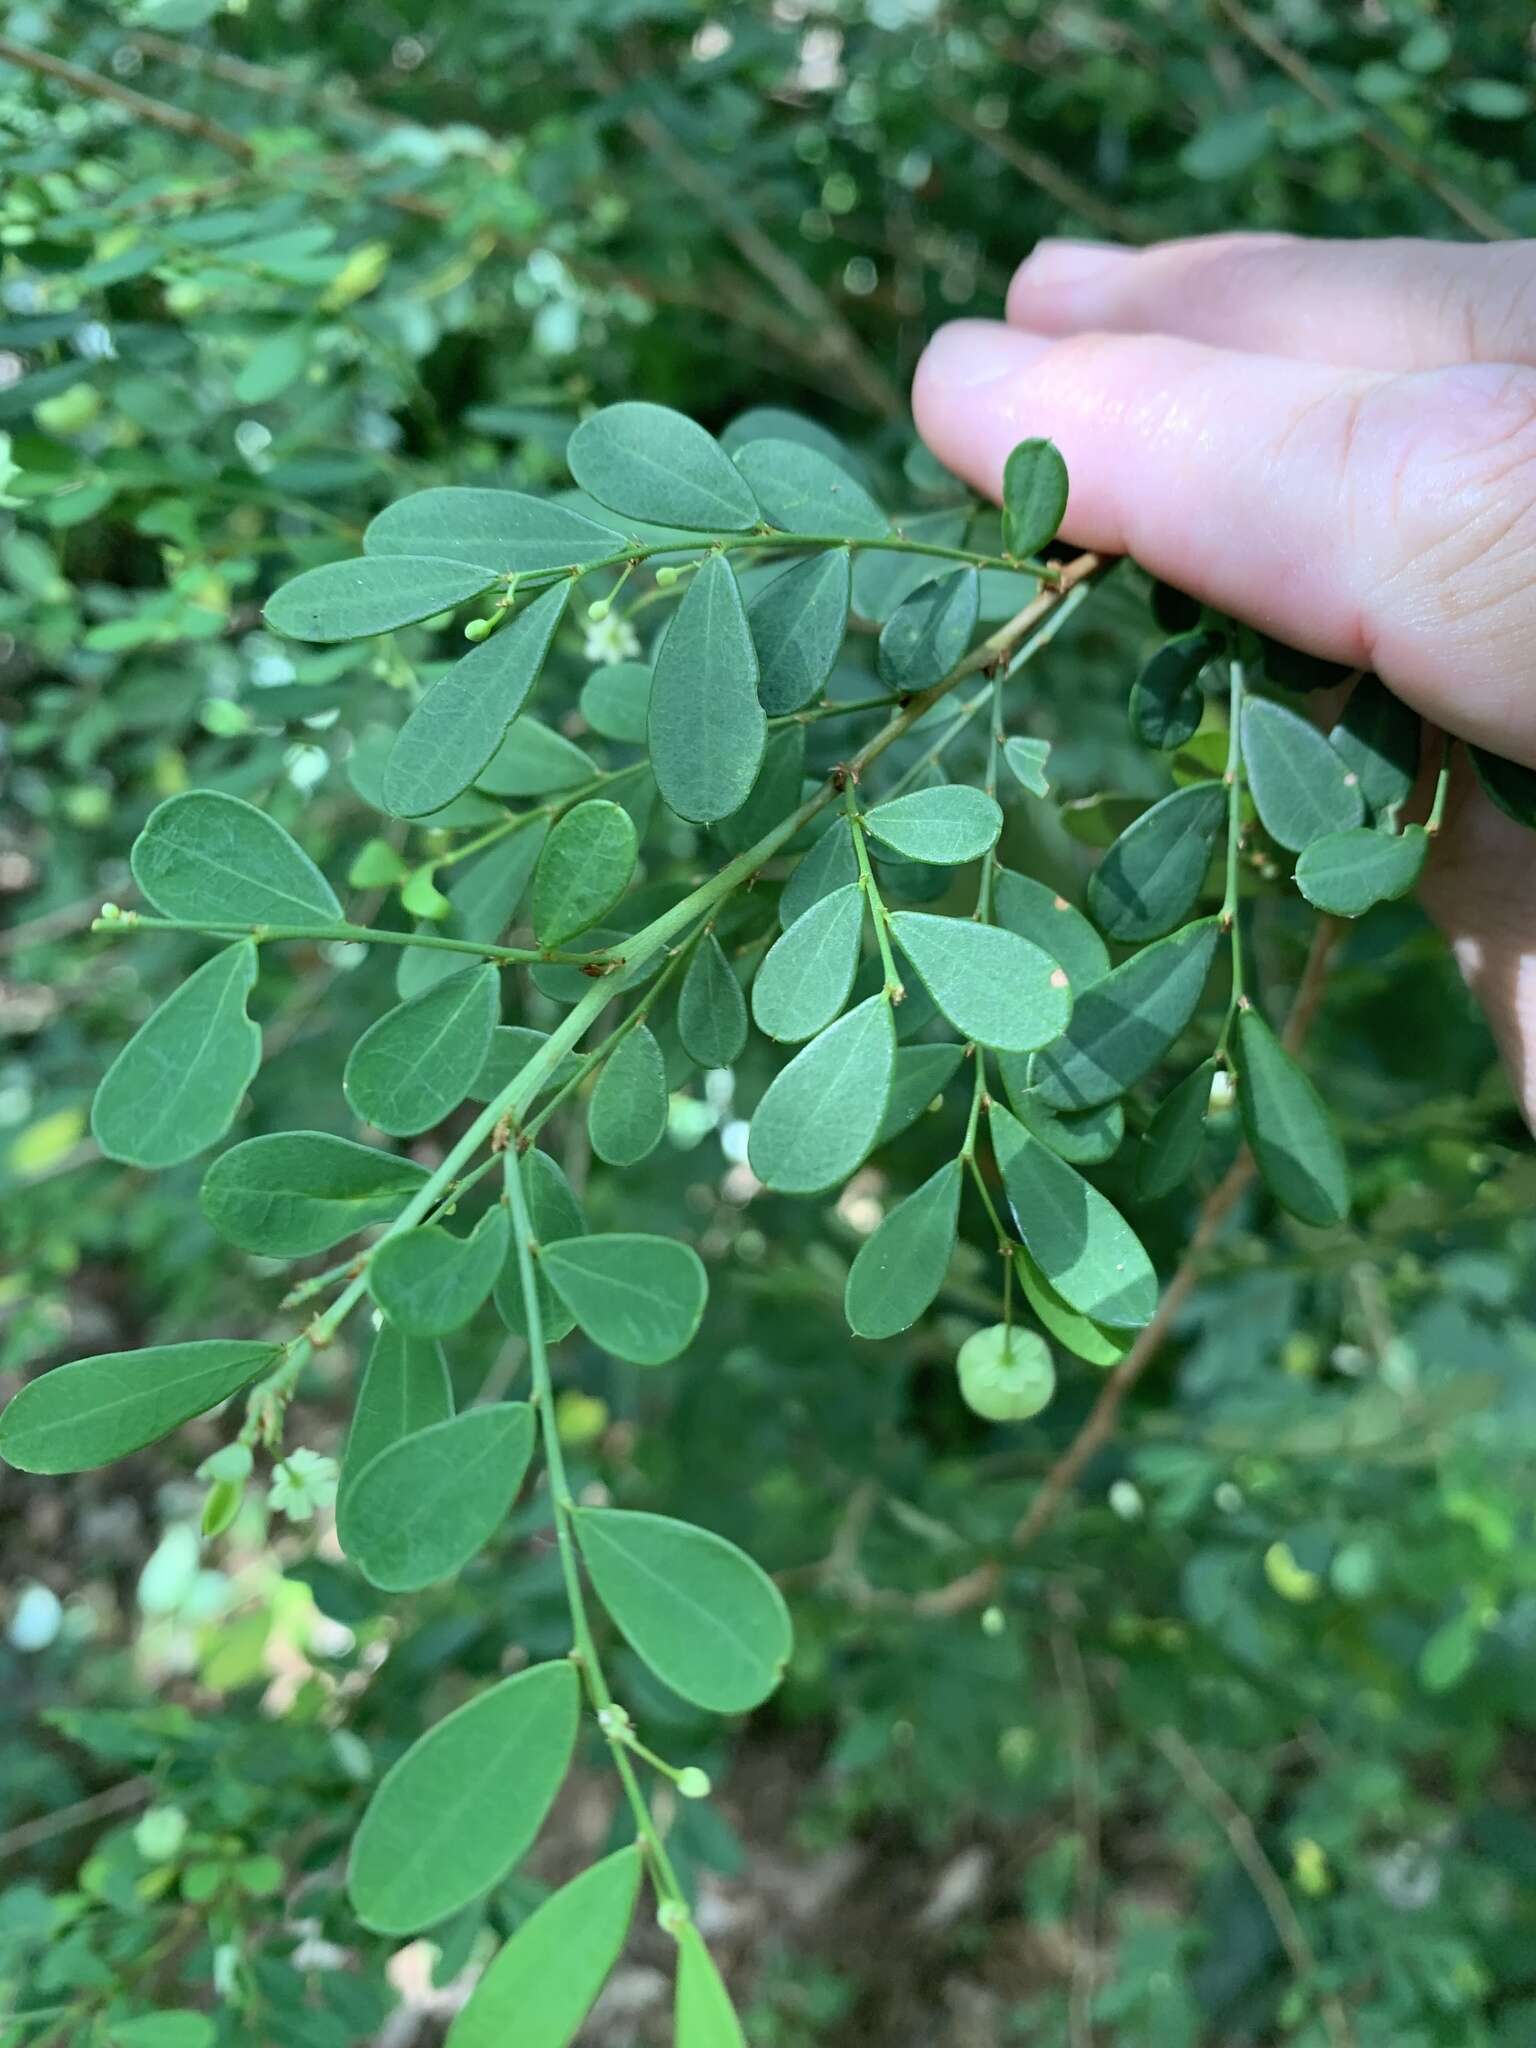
[752,882,864,1043]
[649,554,765,825]
[1468,743,1536,827]
[589,1025,669,1167]
[780,816,859,928]
[1129,632,1215,750]
[1032,919,1219,1111]
[1242,696,1365,851]
[992,869,1109,993]
[580,660,651,742]
[876,566,978,692]
[1003,735,1052,796]
[1294,824,1427,917]
[1001,438,1068,557]
[264,554,495,643]
[568,402,759,532]
[733,438,887,539]
[845,1157,961,1339]
[889,911,1071,1052]
[876,1040,966,1145]
[1087,780,1225,942]
[338,1322,453,1511]
[1014,1246,1129,1366]
[1330,674,1420,815]
[338,1403,534,1591]
[476,715,595,798]
[0,1340,280,1475]
[1136,1061,1215,1201]
[344,965,498,1137]
[369,1206,510,1337]
[347,1661,579,1935]
[748,549,851,714]
[678,933,748,1069]
[541,1233,706,1364]
[200,1131,428,1256]
[383,582,570,819]
[132,790,340,926]
[445,1846,642,2048]
[365,488,619,575]
[531,797,637,947]
[991,1102,1158,1329]
[92,940,260,1169]
[675,1929,747,2048]
[747,995,895,1193]
[573,1507,792,1713]
[863,786,1002,866]
[1236,1010,1350,1227]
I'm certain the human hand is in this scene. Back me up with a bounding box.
[913,233,1536,1124]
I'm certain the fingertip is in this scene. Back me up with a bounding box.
[1006,238,1135,329]
[911,321,1050,494]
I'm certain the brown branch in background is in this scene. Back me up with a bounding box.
[585,57,905,419]
[1154,1726,1354,2048]
[1215,0,1512,243]
[0,36,254,158]
[936,98,1151,245]
[0,1776,151,1857]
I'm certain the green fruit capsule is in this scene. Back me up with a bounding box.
[956,1325,1055,1422]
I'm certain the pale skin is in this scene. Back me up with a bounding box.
[912,232,1536,1127]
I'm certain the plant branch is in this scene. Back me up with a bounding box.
[936,97,1151,244]
[0,36,254,156]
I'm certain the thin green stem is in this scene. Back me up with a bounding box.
[503,1147,687,1908]
[965,1148,1015,1256]
[557,529,1059,588]
[93,910,600,966]
[435,759,654,871]
[845,786,905,1003]
[1426,751,1453,836]
[1218,655,1247,1059]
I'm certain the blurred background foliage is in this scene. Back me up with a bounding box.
[2,2,1536,2043]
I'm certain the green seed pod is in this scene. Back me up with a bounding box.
[956,1325,1055,1422]
[463,615,493,643]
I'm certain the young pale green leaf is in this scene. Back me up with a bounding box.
[92,941,260,1168]
[1087,780,1225,942]
[991,1104,1158,1329]
[580,660,651,742]
[675,1929,747,2048]
[780,817,859,927]
[1236,1010,1350,1226]
[748,549,851,713]
[678,933,748,1068]
[1001,438,1068,557]
[1130,632,1216,750]
[1294,824,1428,916]
[1242,696,1365,851]
[876,566,978,692]
[347,1661,579,1935]
[1136,1061,1215,1201]
[733,438,888,539]
[337,1403,534,1592]
[588,1025,669,1167]
[200,1131,428,1256]
[1032,919,1219,1110]
[568,401,759,532]
[132,790,340,926]
[1014,1247,1129,1366]
[992,869,1109,993]
[888,912,1071,1052]
[383,582,570,819]
[573,1507,792,1713]
[1006,1083,1125,1166]
[1003,736,1051,796]
[531,798,637,947]
[876,1040,966,1145]
[863,787,1003,865]
[338,1323,453,1511]
[752,882,864,1043]
[541,1233,705,1364]
[398,824,547,1001]
[264,554,495,643]
[476,716,595,798]
[444,1846,642,2048]
[496,1150,586,1341]
[845,1158,961,1339]
[344,965,498,1137]
[649,554,766,824]
[1468,744,1536,828]
[1329,674,1420,814]
[747,995,895,1193]
[0,1340,280,1475]
[368,1206,510,1337]
[364,487,619,575]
